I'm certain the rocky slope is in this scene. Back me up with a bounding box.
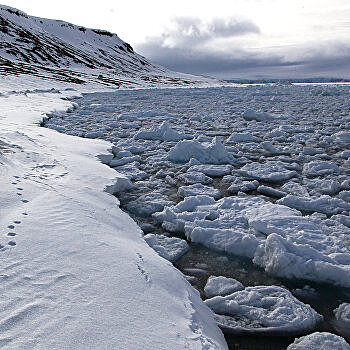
[0,5,218,87]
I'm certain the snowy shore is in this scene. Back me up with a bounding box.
[0,76,227,349]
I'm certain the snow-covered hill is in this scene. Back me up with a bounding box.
[0,5,219,87]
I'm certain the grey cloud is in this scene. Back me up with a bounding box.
[208,18,260,38]
[151,16,260,47]
[138,40,304,78]
[136,17,350,79]
[138,40,350,79]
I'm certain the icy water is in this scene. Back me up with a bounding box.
[45,85,350,349]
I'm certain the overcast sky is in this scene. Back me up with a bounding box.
[2,0,350,79]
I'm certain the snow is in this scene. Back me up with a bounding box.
[205,285,323,335]
[0,85,227,349]
[287,332,350,350]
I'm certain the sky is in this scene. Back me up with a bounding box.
[2,0,350,79]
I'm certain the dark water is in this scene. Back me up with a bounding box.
[173,243,350,349]
[120,194,350,349]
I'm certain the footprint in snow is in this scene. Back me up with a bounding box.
[21,200,29,203]
[136,253,151,284]
[8,241,16,246]
[7,233,16,237]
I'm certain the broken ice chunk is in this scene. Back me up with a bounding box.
[178,184,221,199]
[237,161,297,183]
[167,137,235,164]
[287,332,350,350]
[204,276,244,298]
[205,285,322,335]
[144,234,189,262]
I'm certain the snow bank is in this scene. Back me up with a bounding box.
[0,88,228,349]
[205,285,322,335]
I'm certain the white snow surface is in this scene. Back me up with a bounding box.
[0,83,227,349]
[287,332,350,350]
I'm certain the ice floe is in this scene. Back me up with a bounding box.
[242,109,274,122]
[135,121,186,142]
[237,161,298,183]
[178,184,221,199]
[204,276,244,298]
[287,332,350,350]
[167,137,235,164]
[205,285,323,335]
[144,234,189,262]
